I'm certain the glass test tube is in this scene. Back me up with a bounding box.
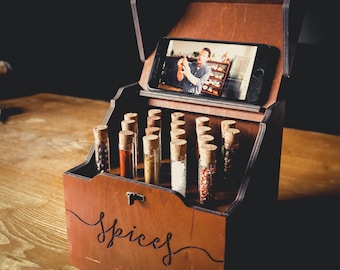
[170,139,187,197]
[93,125,111,173]
[124,112,139,178]
[142,134,160,185]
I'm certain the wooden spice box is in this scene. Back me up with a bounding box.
[63,1,305,269]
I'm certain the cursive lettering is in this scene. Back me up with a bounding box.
[66,209,224,266]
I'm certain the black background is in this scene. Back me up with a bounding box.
[0,0,337,135]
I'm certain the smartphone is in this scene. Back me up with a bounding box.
[148,37,279,105]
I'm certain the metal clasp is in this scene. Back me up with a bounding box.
[126,192,145,205]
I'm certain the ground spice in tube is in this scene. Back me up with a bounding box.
[198,143,218,206]
[142,134,160,185]
[170,139,187,197]
[93,125,111,173]
[223,128,241,188]
[121,119,136,174]
[118,130,134,178]
[124,112,139,178]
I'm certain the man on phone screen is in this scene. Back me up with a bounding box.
[176,47,212,95]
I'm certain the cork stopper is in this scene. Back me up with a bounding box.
[124,112,138,130]
[196,126,211,137]
[171,111,185,121]
[148,108,162,117]
[142,134,159,151]
[93,125,109,142]
[200,144,218,166]
[121,119,136,132]
[170,139,187,159]
[224,128,241,149]
[145,126,160,136]
[195,116,210,127]
[147,115,161,128]
[170,120,185,130]
[221,119,236,137]
[170,128,186,140]
[198,134,214,151]
[119,130,134,146]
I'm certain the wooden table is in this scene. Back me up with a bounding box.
[1,93,339,269]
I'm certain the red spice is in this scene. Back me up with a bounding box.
[119,149,133,178]
[199,166,215,204]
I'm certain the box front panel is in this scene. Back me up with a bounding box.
[64,174,227,270]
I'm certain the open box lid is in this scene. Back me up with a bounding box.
[131,0,306,114]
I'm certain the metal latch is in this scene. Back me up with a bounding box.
[126,192,145,205]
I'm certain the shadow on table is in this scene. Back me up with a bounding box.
[0,107,23,123]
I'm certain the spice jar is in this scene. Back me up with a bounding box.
[147,115,162,160]
[195,119,211,159]
[142,134,160,185]
[170,128,186,141]
[198,143,218,206]
[171,111,185,122]
[221,119,236,149]
[121,119,135,132]
[148,108,162,118]
[93,125,111,173]
[170,139,187,197]
[124,112,139,178]
[223,128,241,188]
[221,119,236,136]
[170,120,185,131]
[118,130,134,178]
[145,126,160,136]
[197,134,214,154]
[195,116,210,128]
[196,125,211,137]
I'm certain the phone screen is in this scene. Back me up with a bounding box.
[148,37,279,105]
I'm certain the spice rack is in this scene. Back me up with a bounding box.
[63,0,305,269]
[202,60,231,96]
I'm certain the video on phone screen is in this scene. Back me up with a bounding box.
[155,39,258,101]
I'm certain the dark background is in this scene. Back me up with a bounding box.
[0,0,337,135]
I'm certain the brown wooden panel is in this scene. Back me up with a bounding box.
[139,1,284,110]
[64,173,227,270]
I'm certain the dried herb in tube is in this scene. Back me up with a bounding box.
[222,128,241,189]
[142,134,160,185]
[93,125,111,173]
[198,143,218,206]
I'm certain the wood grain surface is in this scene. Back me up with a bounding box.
[0,93,339,269]
[0,93,109,269]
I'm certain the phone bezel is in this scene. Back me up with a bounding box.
[147,37,279,106]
